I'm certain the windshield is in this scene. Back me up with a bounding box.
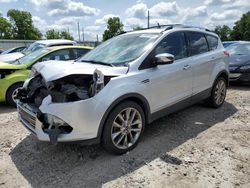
[78,33,160,65]
[24,42,46,54]
[11,48,50,65]
[226,43,250,55]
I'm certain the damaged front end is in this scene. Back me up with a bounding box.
[17,69,113,144]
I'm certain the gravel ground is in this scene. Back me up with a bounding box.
[0,85,249,188]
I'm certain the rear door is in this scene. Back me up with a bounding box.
[186,32,212,95]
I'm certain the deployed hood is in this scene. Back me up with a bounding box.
[229,55,250,66]
[33,60,129,82]
[0,61,26,70]
[0,52,24,63]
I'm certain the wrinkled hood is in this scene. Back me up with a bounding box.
[33,60,129,82]
[0,52,24,62]
[0,61,26,70]
[229,55,250,66]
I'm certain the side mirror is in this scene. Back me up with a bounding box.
[154,53,175,66]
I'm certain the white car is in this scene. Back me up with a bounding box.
[17,25,229,154]
[0,39,76,63]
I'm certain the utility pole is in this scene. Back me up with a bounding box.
[96,34,99,42]
[82,28,84,42]
[67,27,70,34]
[147,10,150,28]
[77,22,80,42]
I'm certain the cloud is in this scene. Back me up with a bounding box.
[222,0,250,11]
[126,3,148,19]
[95,14,119,25]
[150,2,180,17]
[29,0,100,17]
[0,0,17,2]
[210,9,242,21]
[204,0,237,6]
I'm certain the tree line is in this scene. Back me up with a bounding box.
[103,11,250,42]
[214,12,250,41]
[0,9,249,42]
[0,9,73,40]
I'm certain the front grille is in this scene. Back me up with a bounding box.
[18,103,37,132]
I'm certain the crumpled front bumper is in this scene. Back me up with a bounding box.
[17,95,108,142]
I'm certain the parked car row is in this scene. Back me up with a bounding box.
[0,39,76,63]
[0,25,248,154]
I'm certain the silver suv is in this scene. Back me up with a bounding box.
[17,25,229,154]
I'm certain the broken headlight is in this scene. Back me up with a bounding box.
[92,69,104,96]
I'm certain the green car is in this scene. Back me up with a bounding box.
[0,45,92,106]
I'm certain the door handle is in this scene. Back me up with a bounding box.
[183,65,191,70]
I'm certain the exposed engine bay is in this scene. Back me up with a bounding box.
[17,70,113,108]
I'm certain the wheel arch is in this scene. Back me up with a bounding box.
[97,93,151,141]
[214,70,229,87]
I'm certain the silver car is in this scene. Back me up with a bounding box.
[16,25,229,154]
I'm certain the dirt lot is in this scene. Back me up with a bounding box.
[0,86,249,188]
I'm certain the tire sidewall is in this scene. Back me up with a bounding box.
[102,101,145,155]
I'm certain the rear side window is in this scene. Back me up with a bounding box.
[72,48,90,59]
[206,35,218,50]
[155,32,188,60]
[187,32,209,56]
[41,49,72,61]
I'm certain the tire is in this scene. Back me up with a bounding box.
[207,77,227,108]
[6,83,23,107]
[102,101,145,155]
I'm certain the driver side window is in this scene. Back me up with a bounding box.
[155,32,188,60]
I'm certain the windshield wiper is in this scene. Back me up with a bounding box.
[79,60,114,67]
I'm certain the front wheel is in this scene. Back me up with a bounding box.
[102,101,145,155]
[207,77,227,108]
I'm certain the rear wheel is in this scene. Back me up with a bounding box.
[207,77,227,108]
[6,83,23,107]
[102,101,145,155]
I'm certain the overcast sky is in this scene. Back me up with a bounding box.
[0,0,249,41]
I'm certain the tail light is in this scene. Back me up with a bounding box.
[224,51,230,57]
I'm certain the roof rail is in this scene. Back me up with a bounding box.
[144,24,213,32]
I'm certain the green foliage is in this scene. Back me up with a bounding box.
[231,11,250,41]
[45,29,74,40]
[45,29,60,39]
[102,17,124,41]
[7,9,42,40]
[0,16,13,39]
[60,31,74,40]
[214,25,232,41]
[133,26,144,31]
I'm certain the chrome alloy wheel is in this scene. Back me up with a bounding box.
[12,87,20,103]
[111,107,142,149]
[214,79,226,106]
